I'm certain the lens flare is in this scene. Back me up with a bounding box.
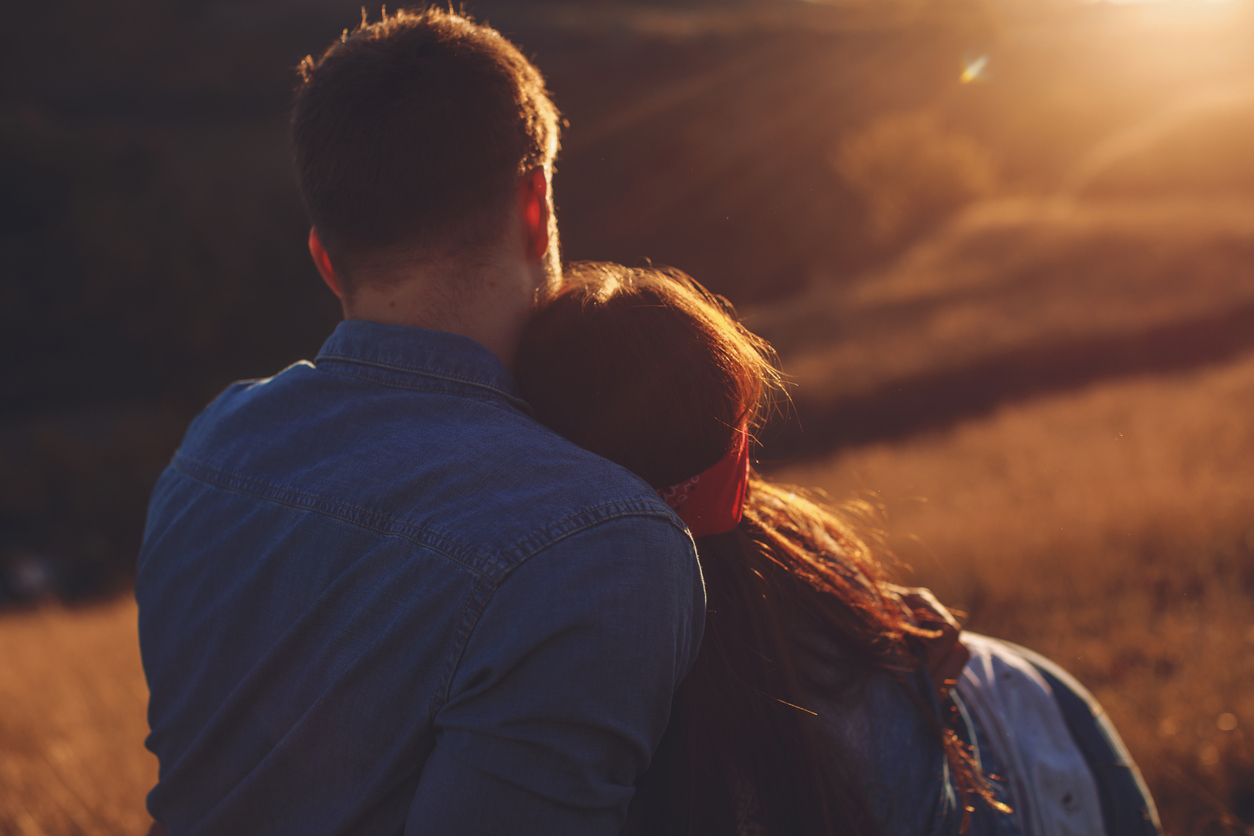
[961,55,990,84]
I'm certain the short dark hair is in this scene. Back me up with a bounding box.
[291,8,561,280]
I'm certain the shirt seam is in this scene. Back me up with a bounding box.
[502,504,688,567]
[315,353,527,409]
[430,575,498,725]
[170,456,486,576]
[429,511,693,718]
[170,455,685,579]
[313,365,531,416]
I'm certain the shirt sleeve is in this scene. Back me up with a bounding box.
[405,513,704,836]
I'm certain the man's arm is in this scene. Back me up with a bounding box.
[406,514,703,836]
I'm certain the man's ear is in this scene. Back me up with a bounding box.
[518,167,550,261]
[308,228,344,298]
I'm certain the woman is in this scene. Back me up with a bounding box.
[515,263,1159,836]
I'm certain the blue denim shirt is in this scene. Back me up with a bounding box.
[137,321,705,836]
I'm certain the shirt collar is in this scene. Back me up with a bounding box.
[315,320,522,401]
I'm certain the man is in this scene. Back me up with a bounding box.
[136,9,704,835]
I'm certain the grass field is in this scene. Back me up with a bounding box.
[0,600,155,835]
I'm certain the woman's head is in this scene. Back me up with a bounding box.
[516,262,780,489]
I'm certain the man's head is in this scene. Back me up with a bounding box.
[291,7,563,349]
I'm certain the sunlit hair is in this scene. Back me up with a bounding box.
[519,262,777,488]
[516,262,997,836]
[290,7,561,283]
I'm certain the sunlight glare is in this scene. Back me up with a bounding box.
[1089,0,1235,4]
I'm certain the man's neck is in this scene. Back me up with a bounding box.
[342,258,543,370]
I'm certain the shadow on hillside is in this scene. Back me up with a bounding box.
[763,299,1254,461]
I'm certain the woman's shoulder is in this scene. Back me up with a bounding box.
[957,634,1110,836]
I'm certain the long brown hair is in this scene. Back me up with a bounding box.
[516,263,993,836]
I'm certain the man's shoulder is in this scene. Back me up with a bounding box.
[439,419,690,572]
[169,357,686,579]
[390,406,689,578]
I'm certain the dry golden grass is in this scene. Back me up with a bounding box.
[776,348,1254,835]
[0,599,155,836]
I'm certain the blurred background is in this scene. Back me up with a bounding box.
[3,0,1254,832]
